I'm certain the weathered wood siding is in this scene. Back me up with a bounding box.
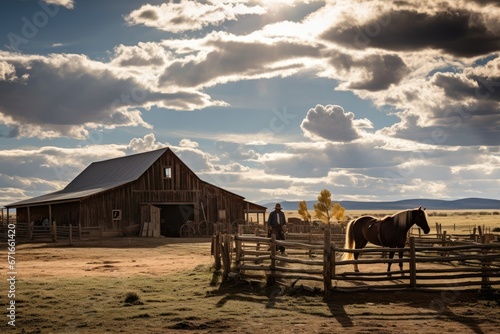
[77,149,248,232]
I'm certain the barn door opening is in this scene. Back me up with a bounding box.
[159,204,194,237]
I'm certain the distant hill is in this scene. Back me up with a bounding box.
[260,198,500,211]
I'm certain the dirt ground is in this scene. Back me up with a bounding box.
[1,237,499,334]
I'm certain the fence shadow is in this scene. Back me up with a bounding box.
[324,290,497,334]
[209,279,498,334]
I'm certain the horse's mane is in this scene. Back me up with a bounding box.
[388,209,413,229]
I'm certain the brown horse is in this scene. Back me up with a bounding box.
[342,207,430,274]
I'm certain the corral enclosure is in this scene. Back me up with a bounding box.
[213,209,500,294]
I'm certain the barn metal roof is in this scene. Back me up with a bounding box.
[7,147,266,211]
[6,148,168,208]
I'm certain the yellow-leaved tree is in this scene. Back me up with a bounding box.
[298,200,312,223]
[332,203,345,221]
[313,189,345,223]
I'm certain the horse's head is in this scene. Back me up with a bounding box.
[413,207,430,234]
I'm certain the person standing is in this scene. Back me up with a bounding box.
[267,203,287,255]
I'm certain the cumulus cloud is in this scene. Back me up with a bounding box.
[0,52,225,139]
[111,42,170,67]
[127,133,165,153]
[300,104,372,142]
[256,132,500,201]
[322,6,500,57]
[215,141,260,161]
[179,138,199,148]
[330,52,409,91]
[125,1,266,33]
[0,144,130,205]
[376,55,500,146]
[159,31,322,89]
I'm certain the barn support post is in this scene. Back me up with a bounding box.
[69,224,73,246]
[323,226,332,296]
[27,206,31,232]
[245,202,249,222]
[52,221,57,242]
[409,237,417,288]
[48,204,52,230]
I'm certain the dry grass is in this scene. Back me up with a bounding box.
[9,264,500,334]
[13,265,226,333]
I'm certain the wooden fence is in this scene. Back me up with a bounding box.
[0,221,103,244]
[212,227,500,296]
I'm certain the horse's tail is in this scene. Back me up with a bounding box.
[342,220,355,261]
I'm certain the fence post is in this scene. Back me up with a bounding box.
[309,226,313,245]
[221,234,231,282]
[323,227,332,296]
[214,233,222,271]
[235,235,243,275]
[267,234,277,286]
[331,245,336,280]
[409,237,417,288]
[480,237,491,292]
[78,223,82,240]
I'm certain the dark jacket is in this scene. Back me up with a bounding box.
[267,210,286,229]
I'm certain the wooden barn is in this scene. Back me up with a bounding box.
[6,147,266,237]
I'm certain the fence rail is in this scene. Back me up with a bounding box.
[213,228,500,296]
[0,221,103,244]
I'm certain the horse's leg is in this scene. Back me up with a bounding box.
[354,240,368,273]
[354,251,359,272]
[387,251,395,276]
[398,250,404,275]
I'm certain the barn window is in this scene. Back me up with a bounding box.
[163,167,172,178]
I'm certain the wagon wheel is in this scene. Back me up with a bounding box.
[179,221,195,237]
[231,219,246,234]
[198,220,214,236]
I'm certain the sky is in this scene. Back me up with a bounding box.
[0,0,500,208]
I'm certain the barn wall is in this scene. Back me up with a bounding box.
[80,184,136,231]
[198,182,245,223]
[21,148,259,234]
